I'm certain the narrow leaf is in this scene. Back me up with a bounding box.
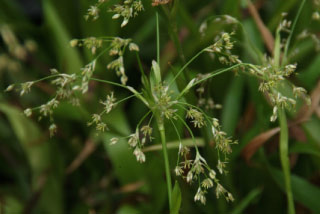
[170,181,182,214]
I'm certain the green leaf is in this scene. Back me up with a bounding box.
[43,0,82,74]
[298,55,320,89]
[117,205,140,214]
[231,188,262,214]
[269,166,320,213]
[289,142,320,158]
[221,76,244,135]
[0,103,63,214]
[3,196,23,214]
[170,181,182,214]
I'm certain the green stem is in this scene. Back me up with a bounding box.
[282,0,306,66]
[176,63,246,99]
[169,49,205,86]
[278,108,295,214]
[89,77,129,89]
[156,116,172,209]
[156,12,160,65]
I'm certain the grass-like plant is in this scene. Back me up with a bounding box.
[3,0,317,213]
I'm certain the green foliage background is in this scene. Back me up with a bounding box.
[0,0,320,213]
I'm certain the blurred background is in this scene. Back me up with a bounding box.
[0,0,320,213]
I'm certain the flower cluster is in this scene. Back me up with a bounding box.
[127,125,153,163]
[17,36,138,136]
[109,0,144,27]
[249,63,310,122]
[18,68,82,136]
[278,18,292,33]
[70,37,103,54]
[88,92,117,132]
[70,36,139,86]
[186,108,206,128]
[80,60,96,94]
[107,37,139,85]
[152,83,178,120]
[174,147,234,205]
[88,114,108,132]
[205,32,242,65]
[100,92,117,114]
[171,100,237,204]
[84,0,106,21]
[211,118,237,157]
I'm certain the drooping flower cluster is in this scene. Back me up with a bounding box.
[174,144,234,205]
[170,100,237,204]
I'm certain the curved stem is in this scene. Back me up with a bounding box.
[278,108,295,214]
[176,63,246,99]
[156,116,172,208]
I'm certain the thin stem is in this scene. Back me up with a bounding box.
[156,12,160,65]
[195,63,245,85]
[136,52,146,77]
[169,49,206,86]
[137,110,152,128]
[33,74,61,84]
[89,77,129,90]
[174,113,199,153]
[278,108,295,214]
[136,52,150,90]
[169,118,182,165]
[156,116,172,208]
[282,0,306,66]
[115,94,137,106]
[94,46,111,61]
[176,63,246,99]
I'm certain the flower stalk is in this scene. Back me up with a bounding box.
[278,108,295,214]
[156,115,172,208]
